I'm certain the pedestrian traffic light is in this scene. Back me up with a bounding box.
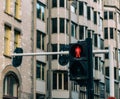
[12,47,23,67]
[69,39,89,81]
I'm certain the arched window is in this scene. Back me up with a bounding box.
[3,72,19,99]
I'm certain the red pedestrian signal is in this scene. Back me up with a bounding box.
[75,46,82,58]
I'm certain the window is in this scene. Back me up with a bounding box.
[94,0,97,2]
[53,71,68,90]
[52,18,57,33]
[71,22,77,37]
[15,0,21,19]
[36,30,45,50]
[5,0,11,14]
[52,0,57,8]
[36,93,45,99]
[79,26,84,40]
[36,61,45,80]
[37,1,45,21]
[95,57,98,70]
[100,39,104,49]
[105,67,109,76]
[109,11,113,19]
[14,30,20,48]
[105,47,109,59]
[105,78,110,92]
[4,25,11,56]
[79,1,84,15]
[110,28,114,39]
[87,7,91,20]
[104,28,108,39]
[52,44,57,59]
[94,11,97,24]
[60,0,64,7]
[104,11,107,19]
[94,34,98,47]
[60,18,64,33]
[71,5,76,13]
[3,72,19,99]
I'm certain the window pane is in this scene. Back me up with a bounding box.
[52,18,57,33]
[60,18,64,33]
[104,28,108,39]
[36,61,41,78]
[110,28,114,39]
[104,11,107,19]
[87,7,91,20]
[94,11,97,24]
[37,31,41,49]
[79,1,84,15]
[79,26,84,39]
[59,73,62,89]
[37,1,45,21]
[53,72,57,89]
[52,0,57,7]
[64,73,68,90]
[94,34,97,47]
[60,0,64,7]
[109,11,113,19]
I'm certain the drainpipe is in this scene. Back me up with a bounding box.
[32,0,36,98]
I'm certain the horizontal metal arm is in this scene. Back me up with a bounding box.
[11,50,109,57]
[11,51,69,56]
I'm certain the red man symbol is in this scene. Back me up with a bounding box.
[75,46,81,58]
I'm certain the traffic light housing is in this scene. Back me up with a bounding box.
[69,39,90,81]
[12,47,23,67]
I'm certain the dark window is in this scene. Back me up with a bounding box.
[79,1,84,15]
[36,93,45,99]
[105,67,109,76]
[52,18,57,33]
[87,7,91,20]
[95,57,98,70]
[52,0,57,7]
[94,11,97,24]
[88,30,91,38]
[36,61,45,80]
[94,34,97,47]
[105,47,109,59]
[94,0,97,2]
[110,28,114,39]
[100,39,104,49]
[60,18,64,33]
[60,0,64,7]
[64,73,68,90]
[104,11,107,19]
[53,72,57,89]
[52,44,57,59]
[3,73,19,99]
[36,30,45,50]
[105,78,110,92]
[59,73,62,89]
[109,11,113,19]
[104,28,108,39]
[114,67,117,79]
[79,26,84,39]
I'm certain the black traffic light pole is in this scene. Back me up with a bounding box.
[86,38,94,99]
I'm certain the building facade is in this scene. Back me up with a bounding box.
[0,0,120,99]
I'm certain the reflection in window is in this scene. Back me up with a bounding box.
[37,1,45,21]
[3,72,19,99]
